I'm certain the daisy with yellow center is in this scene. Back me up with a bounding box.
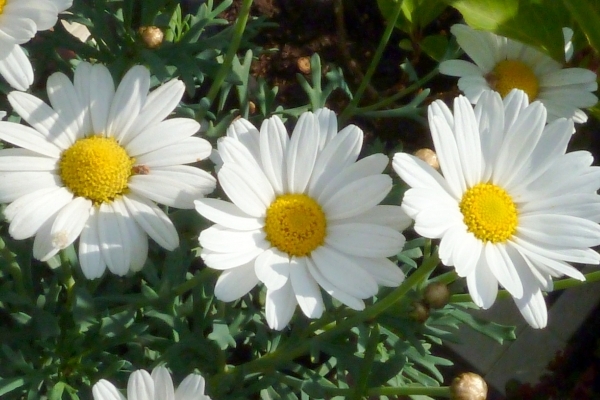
[0,0,73,90]
[195,108,411,330]
[439,24,598,123]
[0,62,216,278]
[393,90,600,328]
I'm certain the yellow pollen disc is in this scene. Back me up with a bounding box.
[59,136,135,204]
[264,194,327,257]
[489,60,539,100]
[459,183,518,243]
[0,0,6,13]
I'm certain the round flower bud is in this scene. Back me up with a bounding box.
[423,282,451,309]
[409,301,429,323]
[414,148,439,170]
[139,26,164,49]
[450,372,488,400]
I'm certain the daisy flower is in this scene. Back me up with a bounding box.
[92,366,212,400]
[440,24,598,123]
[393,89,600,328]
[195,108,411,330]
[0,62,216,278]
[0,0,73,90]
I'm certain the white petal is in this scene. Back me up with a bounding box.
[311,246,378,299]
[0,171,60,203]
[518,214,600,248]
[265,282,297,330]
[308,125,362,196]
[0,43,33,91]
[151,367,175,400]
[50,196,92,250]
[97,202,131,276]
[321,175,391,221]
[201,246,267,270]
[79,208,106,279]
[286,112,319,193]
[0,121,62,158]
[214,262,259,301]
[254,248,290,290]
[46,72,85,142]
[439,59,483,77]
[316,153,388,202]
[124,80,185,144]
[392,153,454,198]
[82,64,115,135]
[127,370,154,400]
[289,257,324,318]
[175,374,209,400]
[108,66,150,142]
[512,266,548,329]
[125,118,201,156]
[227,117,262,163]
[485,243,523,299]
[259,116,289,194]
[306,257,365,310]
[194,198,263,230]
[326,222,405,258]
[354,256,404,287]
[122,193,179,250]
[218,163,273,218]
[92,380,125,400]
[466,254,498,309]
[6,187,73,240]
[134,137,212,167]
[200,225,265,253]
[453,95,483,186]
[344,205,412,231]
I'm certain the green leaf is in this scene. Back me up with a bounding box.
[451,307,516,344]
[562,0,600,55]
[447,0,568,61]
[0,377,26,397]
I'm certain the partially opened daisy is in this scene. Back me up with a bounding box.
[0,62,215,278]
[0,0,73,90]
[393,89,600,328]
[195,108,411,330]
[92,366,212,400]
[440,24,598,123]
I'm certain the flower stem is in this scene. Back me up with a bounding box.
[339,1,404,124]
[0,237,28,299]
[203,0,253,110]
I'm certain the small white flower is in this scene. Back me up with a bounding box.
[196,108,411,330]
[92,366,212,400]
[0,62,216,278]
[393,89,600,328]
[0,0,73,90]
[440,24,598,123]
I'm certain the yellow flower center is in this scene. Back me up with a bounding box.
[264,194,327,257]
[459,183,518,243]
[488,60,539,100]
[0,0,6,14]
[59,136,135,204]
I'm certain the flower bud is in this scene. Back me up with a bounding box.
[450,372,488,400]
[139,26,164,49]
[423,282,451,309]
[414,148,439,170]
[409,301,429,323]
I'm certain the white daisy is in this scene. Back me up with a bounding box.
[0,0,73,90]
[393,89,600,328]
[92,366,212,400]
[195,108,411,330]
[440,24,598,123]
[0,62,216,278]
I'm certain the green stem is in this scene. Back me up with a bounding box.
[368,386,451,397]
[203,0,253,110]
[358,68,438,113]
[351,324,380,400]
[339,1,404,124]
[0,237,28,298]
